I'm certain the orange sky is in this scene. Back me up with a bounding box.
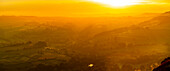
[0,0,170,17]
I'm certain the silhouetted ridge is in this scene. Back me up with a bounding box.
[161,11,170,16]
[164,11,170,14]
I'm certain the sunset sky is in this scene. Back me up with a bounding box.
[0,0,170,17]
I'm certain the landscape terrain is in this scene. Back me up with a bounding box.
[0,11,170,71]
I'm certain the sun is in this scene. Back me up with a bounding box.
[91,0,143,7]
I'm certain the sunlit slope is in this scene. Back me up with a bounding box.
[0,13,169,71]
[0,16,151,43]
[92,11,170,45]
[72,11,170,64]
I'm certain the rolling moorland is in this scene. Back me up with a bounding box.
[0,12,169,71]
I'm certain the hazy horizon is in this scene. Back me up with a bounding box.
[0,12,163,17]
[1,0,170,17]
[0,0,169,71]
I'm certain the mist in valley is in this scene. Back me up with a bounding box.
[0,12,170,71]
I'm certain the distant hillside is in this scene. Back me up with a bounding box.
[72,11,170,60]
[92,11,170,45]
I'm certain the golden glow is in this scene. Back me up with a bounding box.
[91,0,144,7]
[1,0,170,16]
[88,64,94,67]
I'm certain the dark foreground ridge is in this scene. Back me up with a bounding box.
[153,57,170,71]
